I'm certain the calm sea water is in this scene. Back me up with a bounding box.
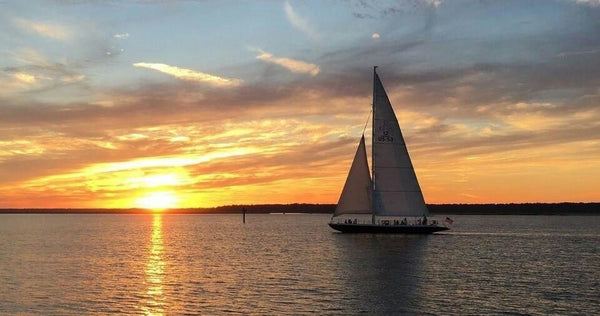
[0,214,598,315]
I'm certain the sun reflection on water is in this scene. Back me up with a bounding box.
[142,214,166,316]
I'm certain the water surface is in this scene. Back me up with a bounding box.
[0,214,598,314]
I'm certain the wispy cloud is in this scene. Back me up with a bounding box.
[573,0,600,6]
[113,32,130,39]
[13,73,37,84]
[60,74,85,83]
[10,48,50,66]
[284,1,319,39]
[2,47,88,98]
[13,18,71,40]
[132,63,242,87]
[251,48,320,76]
[0,72,41,96]
[557,49,600,57]
[424,0,444,8]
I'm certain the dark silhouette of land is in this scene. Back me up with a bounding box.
[0,202,598,215]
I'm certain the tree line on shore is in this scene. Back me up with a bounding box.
[1,202,598,215]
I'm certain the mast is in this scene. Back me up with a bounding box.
[371,66,377,225]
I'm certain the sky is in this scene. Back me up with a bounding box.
[1,0,599,208]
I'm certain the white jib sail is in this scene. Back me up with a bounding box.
[334,135,373,216]
[372,71,428,217]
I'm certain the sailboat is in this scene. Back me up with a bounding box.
[329,67,449,234]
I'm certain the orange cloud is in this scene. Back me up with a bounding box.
[1,64,599,208]
[252,48,320,76]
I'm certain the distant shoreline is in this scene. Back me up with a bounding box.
[0,202,598,215]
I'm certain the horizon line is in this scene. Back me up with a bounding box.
[0,201,598,211]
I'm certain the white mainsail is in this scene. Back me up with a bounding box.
[334,135,372,216]
[372,69,428,217]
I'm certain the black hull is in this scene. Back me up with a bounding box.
[329,223,449,234]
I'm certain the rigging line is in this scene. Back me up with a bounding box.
[362,109,372,135]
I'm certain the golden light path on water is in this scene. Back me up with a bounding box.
[142,214,166,316]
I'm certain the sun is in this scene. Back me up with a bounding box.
[135,191,179,210]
